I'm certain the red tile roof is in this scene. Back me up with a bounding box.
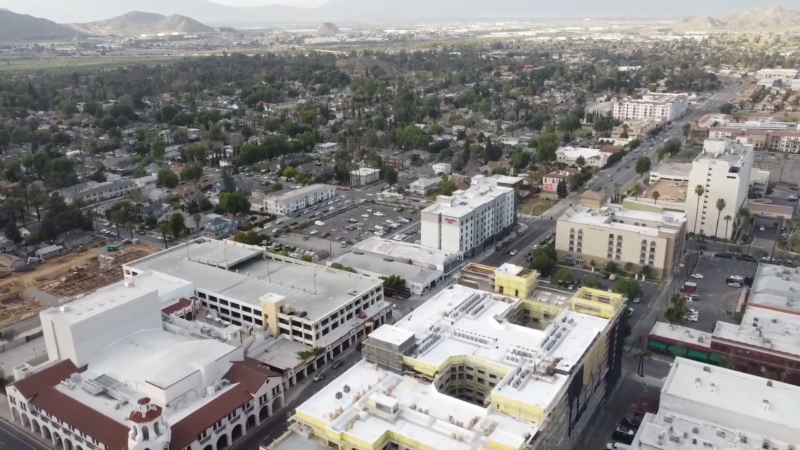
[11,360,84,399]
[31,387,129,450]
[170,384,253,450]
[225,358,282,396]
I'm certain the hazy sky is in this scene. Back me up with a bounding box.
[212,0,324,6]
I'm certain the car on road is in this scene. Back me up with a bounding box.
[728,282,742,288]
[789,196,799,201]
[760,226,765,231]
[691,273,704,279]
[135,229,147,235]
[362,214,370,218]
[332,359,343,369]
[609,274,617,281]
[315,221,325,226]
[632,297,641,304]
[510,250,518,256]
[313,371,326,382]
[309,230,319,235]
[613,426,635,444]
[626,308,634,318]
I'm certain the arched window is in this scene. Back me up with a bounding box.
[650,241,656,246]
[141,426,150,441]
[578,229,583,235]
[153,422,160,436]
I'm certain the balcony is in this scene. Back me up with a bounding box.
[199,435,212,445]
[244,405,254,415]
[215,424,227,435]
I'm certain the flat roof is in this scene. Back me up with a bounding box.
[555,146,607,159]
[130,240,262,271]
[43,279,161,325]
[125,241,382,322]
[293,284,609,449]
[422,178,513,219]
[560,204,685,236]
[644,179,688,203]
[330,253,440,281]
[649,322,711,349]
[354,237,462,269]
[748,264,800,315]
[713,307,800,359]
[661,358,800,444]
[651,162,692,179]
[269,184,334,204]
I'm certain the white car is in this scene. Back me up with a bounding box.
[760,226,765,231]
[309,230,319,235]
[691,273,704,279]
[315,221,325,226]
[374,212,385,217]
[362,214,370,218]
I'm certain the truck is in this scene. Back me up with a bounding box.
[682,281,698,294]
[106,245,119,252]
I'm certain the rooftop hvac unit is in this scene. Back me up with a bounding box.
[335,392,342,399]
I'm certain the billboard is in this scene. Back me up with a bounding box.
[544,183,556,192]
[444,218,458,226]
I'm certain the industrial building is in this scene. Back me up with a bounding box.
[271,284,627,450]
[351,236,464,276]
[556,192,687,279]
[123,239,393,385]
[631,357,800,450]
[421,175,521,257]
[6,273,285,450]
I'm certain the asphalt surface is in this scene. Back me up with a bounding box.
[0,417,51,450]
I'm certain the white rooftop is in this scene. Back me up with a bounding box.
[748,264,800,315]
[125,240,382,321]
[713,307,800,359]
[555,146,606,160]
[352,237,462,271]
[650,322,711,349]
[661,358,800,444]
[422,177,513,219]
[560,203,686,236]
[47,279,162,325]
[294,284,609,449]
[651,162,692,179]
[269,184,334,204]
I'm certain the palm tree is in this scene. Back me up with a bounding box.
[156,220,172,249]
[613,182,621,203]
[723,215,732,253]
[652,190,660,205]
[631,181,641,200]
[693,185,705,235]
[714,199,726,240]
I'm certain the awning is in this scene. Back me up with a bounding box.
[709,353,722,364]
[668,345,688,357]
[648,340,667,350]
[687,349,708,361]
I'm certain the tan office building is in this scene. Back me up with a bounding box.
[556,192,687,279]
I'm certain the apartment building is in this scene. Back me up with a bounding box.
[314,142,339,154]
[611,119,659,141]
[630,358,800,450]
[612,93,689,122]
[556,192,687,279]
[685,139,754,238]
[408,177,441,196]
[709,126,800,153]
[350,167,380,186]
[555,146,610,168]
[421,175,520,257]
[54,180,135,205]
[263,184,335,216]
[6,273,285,450]
[123,239,392,385]
[271,284,626,450]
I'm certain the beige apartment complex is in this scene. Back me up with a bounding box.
[556,192,687,279]
[611,119,659,141]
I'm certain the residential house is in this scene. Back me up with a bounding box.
[314,142,339,154]
[409,177,442,196]
[432,162,452,175]
[199,214,243,239]
[542,168,579,193]
[54,180,135,205]
[56,229,93,249]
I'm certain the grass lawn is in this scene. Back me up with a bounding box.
[519,197,556,215]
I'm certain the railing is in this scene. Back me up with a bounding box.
[199,435,212,445]
[215,424,227,435]
[244,405,254,415]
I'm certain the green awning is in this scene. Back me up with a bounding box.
[648,340,667,350]
[709,353,722,363]
[687,349,709,361]
[668,345,688,357]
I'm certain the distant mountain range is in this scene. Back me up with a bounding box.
[0,8,81,42]
[4,0,800,25]
[673,6,800,32]
[68,11,214,36]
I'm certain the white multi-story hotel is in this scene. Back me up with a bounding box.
[685,139,754,238]
[263,184,336,216]
[421,175,520,256]
[613,93,689,122]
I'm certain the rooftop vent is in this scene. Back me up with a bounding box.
[767,380,773,387]
[762,399,769,411]
[703,366,711,373]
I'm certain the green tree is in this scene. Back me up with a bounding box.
[720,103,735,114]
[635,157,651,178]
[682,123,692,138]
[232,230,261,245]
[556,179,568,198]
[157,167,179,189]
[170,213,185,239]
[664,293,688,324]
[185,145,207,164]
[4,221,21,243]
[555,267,574,285]
[616,278,642,300]
[585,277,603,289]
[651,190,660,205]
[193,213,202,237]
[181,163,203,183]
[219,191,251,215]
[151,139,167,159]
[714,198,726,240]
[156,220,172,249]
[576,155,586,168]
[723,215,732,252]
[385,168,398,186]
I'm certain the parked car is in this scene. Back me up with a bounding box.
[510,250,518,256]
[332,359,343,369]
[313,371,326,382]
[691,273,704,279]
[612,426,635,444]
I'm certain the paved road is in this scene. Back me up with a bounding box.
[480,218,556,267]
[0,418,50,450]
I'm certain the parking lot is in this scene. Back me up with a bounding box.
[301,203,421,244]
[680,253,758,332]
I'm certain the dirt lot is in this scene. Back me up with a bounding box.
[0,245,156,328]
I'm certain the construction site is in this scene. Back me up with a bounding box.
[0,245,156,328]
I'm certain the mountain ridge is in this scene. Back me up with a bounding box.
[0,8,82,42]
[673,6,800,32]
[69,11,214,35]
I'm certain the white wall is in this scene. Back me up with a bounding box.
[421,212,441,249]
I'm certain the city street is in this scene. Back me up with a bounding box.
[0,417,51,450]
